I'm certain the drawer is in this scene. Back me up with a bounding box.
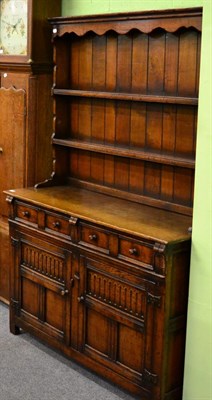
[78,223,110,254]
[118,236,154,269]
[45,212,70,236]
[15,202,38,226]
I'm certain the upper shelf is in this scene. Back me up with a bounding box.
[49,8,202,37]
[53,89,198,106]
[52,137,195,169]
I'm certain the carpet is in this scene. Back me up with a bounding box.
[0,302,136,400]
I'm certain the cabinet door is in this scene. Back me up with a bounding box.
[0,87,26,217]
[10,230,72,345]
[76,255,162,393]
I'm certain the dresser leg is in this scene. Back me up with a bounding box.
[10,298,21,335]
[10,322,21,335]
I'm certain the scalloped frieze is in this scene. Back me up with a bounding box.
[50,8,202,38]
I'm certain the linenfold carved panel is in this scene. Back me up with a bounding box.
[87,269,146,319]
[21,242,65,283]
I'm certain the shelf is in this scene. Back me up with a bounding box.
[52,138,195,169]
[53,89,198,106]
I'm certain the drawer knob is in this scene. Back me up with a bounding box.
[129,248,138,256]
[0,147,3,153]
[61,289,69,296]
[22,211,30,218]
[53,221,61,228]
[78,295,85,303]
[89,234,97,241]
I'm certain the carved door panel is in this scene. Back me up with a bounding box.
[0,87,26,217]
[76,255,162,391]
[10,230,72,345]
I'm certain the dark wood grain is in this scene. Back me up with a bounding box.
[6,8,202,400]
[51,14,200,215]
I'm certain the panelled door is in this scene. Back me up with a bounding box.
[10,229,72,345]
[76,255,163,393]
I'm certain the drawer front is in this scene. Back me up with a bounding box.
[118,236,154,269]
[79,223,110,254]
[16,202,38,226]
[45,212,70,236]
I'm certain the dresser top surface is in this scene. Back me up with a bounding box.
[5,186,192,244]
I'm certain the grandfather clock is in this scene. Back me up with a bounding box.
[0,0,61,302]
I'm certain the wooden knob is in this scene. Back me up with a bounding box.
[53,221,60,228]
[61,289,69,296]
[0,147,3,153]
[22,211,30,217]
[77,295,85,303]
[129,248,138,256]
[89,234,97,241]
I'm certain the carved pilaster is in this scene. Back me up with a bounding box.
[153,242,166,275]
[69,216,78,225]
[5,195,14,219]
[6,195,14,204]
[69,216,78,242]
[147,292,161,308]
[11,237,19,247]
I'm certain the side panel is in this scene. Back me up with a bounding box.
[0,87,26,217]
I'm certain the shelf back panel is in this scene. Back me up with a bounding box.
[50,9,202,215]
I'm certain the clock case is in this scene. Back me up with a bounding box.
[0,0,61,303]
[0,0,28,57]
[0,0,59,68]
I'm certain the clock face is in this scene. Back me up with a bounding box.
[0,0,28,55]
